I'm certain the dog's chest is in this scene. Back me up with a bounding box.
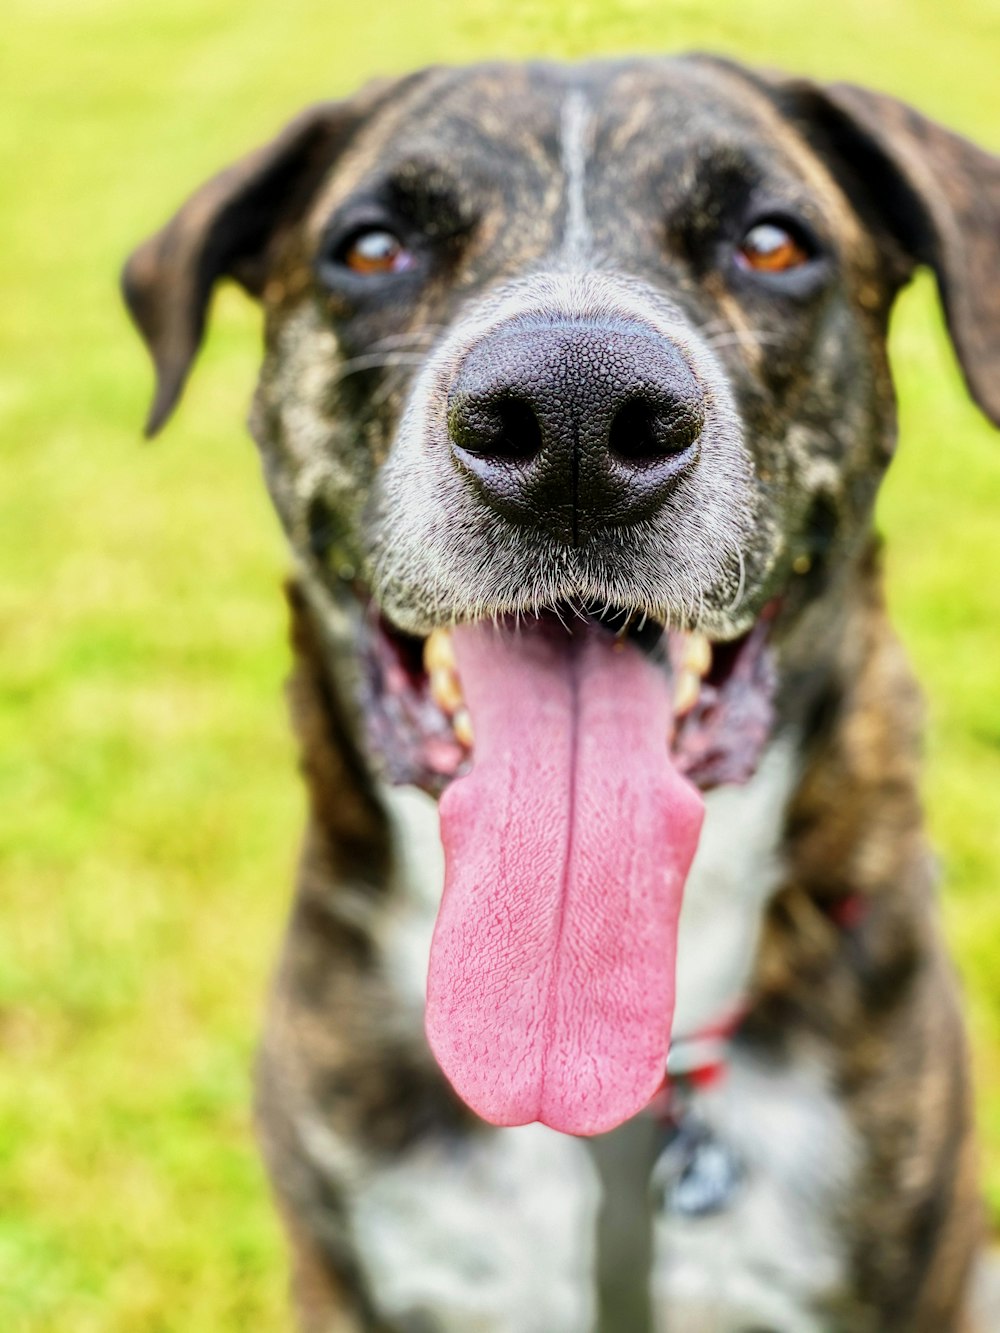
[380,731,801,1041]
[648,1049,856,1331]
[337,734,858,1331]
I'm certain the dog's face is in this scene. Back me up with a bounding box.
[252,60,905,654]
[261,59,891,646]
[124,57,1000,789]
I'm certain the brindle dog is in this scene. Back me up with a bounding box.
[123,57,1000,1333]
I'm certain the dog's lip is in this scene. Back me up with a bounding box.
[356,590,780,796]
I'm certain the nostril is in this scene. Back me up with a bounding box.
[488,398,544,462]
[608,395,704,465]
[449,395,543,463]
[608,400,665,463]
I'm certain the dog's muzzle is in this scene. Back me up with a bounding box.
[446,319,705,543]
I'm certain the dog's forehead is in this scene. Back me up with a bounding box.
[306,58,854,235]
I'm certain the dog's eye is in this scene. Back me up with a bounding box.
[340,227,416,276]
[736,221,812,273]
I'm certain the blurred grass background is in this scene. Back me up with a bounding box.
[1,0,998,1327]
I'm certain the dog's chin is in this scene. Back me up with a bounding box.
[352,588,780,800]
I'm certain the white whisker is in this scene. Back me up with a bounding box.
[330,351,429,386]
[727,546,747,614]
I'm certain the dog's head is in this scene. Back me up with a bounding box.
[123,55,1000,728]
[123,57,1000,1133]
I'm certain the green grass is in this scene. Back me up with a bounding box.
[2,0,999,1326]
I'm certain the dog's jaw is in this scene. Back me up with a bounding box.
[354,600,780,794]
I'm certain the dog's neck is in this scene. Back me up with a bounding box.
[671,732,800,1039]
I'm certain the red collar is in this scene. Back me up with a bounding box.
[649,891,870,1117]
[647,1002,746,1118]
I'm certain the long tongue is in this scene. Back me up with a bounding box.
[425,620,705,1136]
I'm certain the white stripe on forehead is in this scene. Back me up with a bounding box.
[560,89,594,260]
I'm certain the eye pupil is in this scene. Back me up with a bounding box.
[343,228,413,275]
[738,222,810,273]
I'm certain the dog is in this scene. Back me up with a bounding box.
[122,55,1000,1332]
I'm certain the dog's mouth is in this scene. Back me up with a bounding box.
[354,596,778,1137]
[359,601,778,797]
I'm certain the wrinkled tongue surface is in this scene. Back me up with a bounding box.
[425,619,705,1137]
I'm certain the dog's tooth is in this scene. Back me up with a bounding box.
[424,628,456,674]
[673,669,701,718]
[682,631,712,678]
[430,667,463,716]
[453,708,474,748]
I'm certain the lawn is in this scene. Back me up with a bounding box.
[1,0,998,1327]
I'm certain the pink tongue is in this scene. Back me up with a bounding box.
[425,621,705,1136]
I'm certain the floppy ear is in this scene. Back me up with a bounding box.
[776,80,1000,427]
[122,83,394,436]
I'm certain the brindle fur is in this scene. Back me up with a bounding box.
[123,55,1000,1332]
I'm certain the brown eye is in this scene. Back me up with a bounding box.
[737,221,811,273]
[342,228,415,275]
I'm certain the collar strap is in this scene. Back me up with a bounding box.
[650,893,871,1115]
[666,1030,733,1087]
[669,1002,746,1080]
[825,890,869,931]
[651,893,873,1116]
[648,1002,747,1116]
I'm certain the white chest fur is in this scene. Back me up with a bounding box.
[351,1122,599,1333]
[650,1049,857,1331]
[313,731,854,1333]
[672,732,800,1036]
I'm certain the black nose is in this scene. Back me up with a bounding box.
[447,321,705,543]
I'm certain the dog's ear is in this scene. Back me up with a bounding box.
[775,80,1000,427]
[122,81,397,436]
